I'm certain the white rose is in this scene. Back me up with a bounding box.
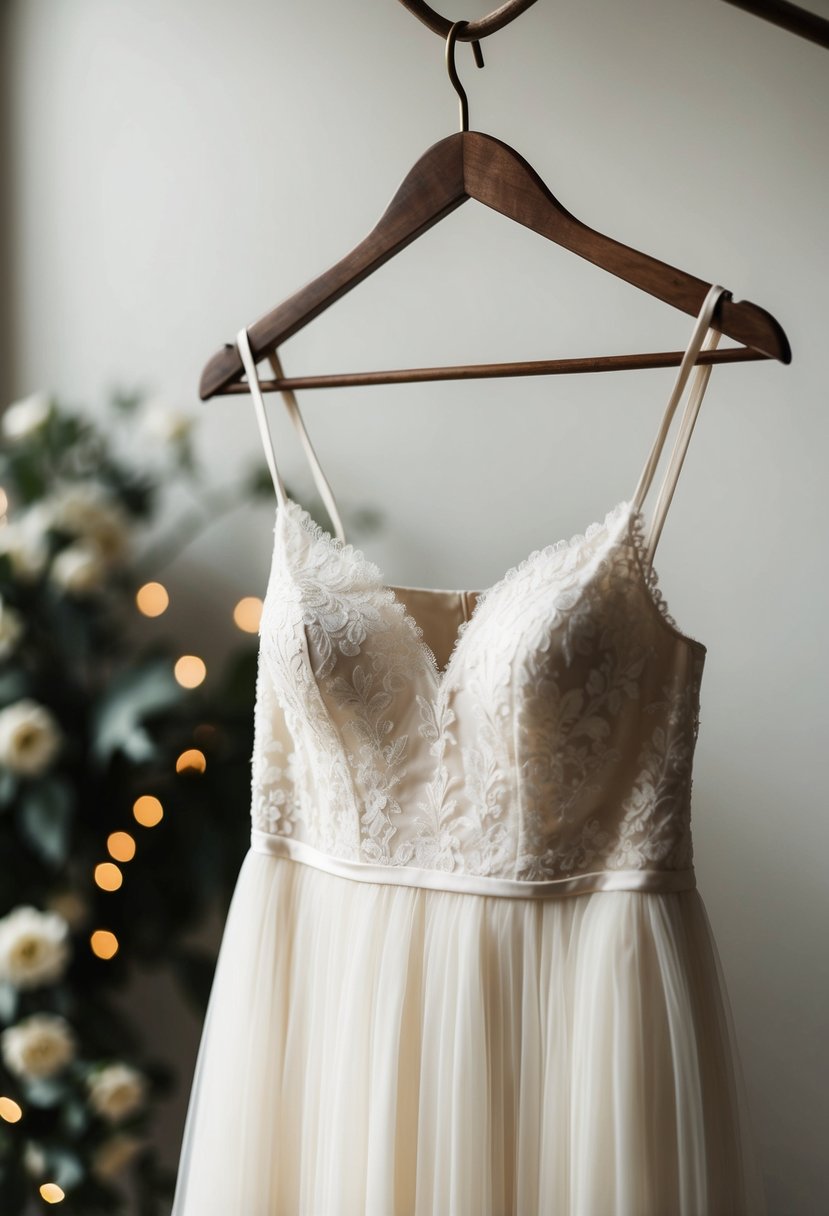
[1,1012,76,1080]
[18,499,59,538]
[90,513,129,563]
[50,542,108,595]
[23,1140,47,1178]
[0,905,71,989]
[0,520,48,581]
[87,1063,147,1123]
[0,698,62,776]
[48,484,130,563]
[141,399,194,444]
[0,597,24,658]
[91,1132,145,1181]
[1,392,52,442]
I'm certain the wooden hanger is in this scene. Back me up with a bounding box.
[200,18,790,401]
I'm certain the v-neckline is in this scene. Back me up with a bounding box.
[275,495,635,693]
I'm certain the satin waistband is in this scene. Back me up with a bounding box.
[249,830,696,899]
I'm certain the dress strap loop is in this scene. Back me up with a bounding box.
[235,328,347,546]
[631,284,729,567]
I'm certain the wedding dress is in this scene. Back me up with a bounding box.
[170,283,765,1214]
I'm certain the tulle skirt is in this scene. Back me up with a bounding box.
[170,848,765,1215]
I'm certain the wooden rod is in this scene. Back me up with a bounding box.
[723,0,829,49]
[217,346,766,394]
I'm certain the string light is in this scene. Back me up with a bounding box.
[90,930,119,960]
[233,596,263,633]
[0,1096,22,1122]
[39,1183,65,1203]
[107,831,136,862]
[94,862,123,891]
[135,581,169,617]
[174,655,206,688]
[133,795,163,827]
[176,748,206,774]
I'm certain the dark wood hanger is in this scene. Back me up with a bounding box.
[200,22,790,401]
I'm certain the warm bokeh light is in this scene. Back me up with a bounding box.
[90,929,119,960]
[0,487,8,517]
[133,795,163,827]
[39,1183,65,1203]
[107,831,136,862]
[0,1096,22,1123]
[135,581,169,617]
[174,654,206,688]
[94,862,123,891]
[176,748,207,774]
[233,595,263,633]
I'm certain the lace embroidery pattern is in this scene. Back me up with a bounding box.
[626,503,707,656]
[250,658,298,838]
[606,671,702,871]
[258,514,361,856]
[327,652,413,865]
[250,493,706,887]
[412,694,470,871]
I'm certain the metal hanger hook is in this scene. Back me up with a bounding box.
[445,21,485,133]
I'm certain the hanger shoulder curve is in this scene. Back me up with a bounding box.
[200,130,790,400]
[200,134,467,400]
[461,132,790,365]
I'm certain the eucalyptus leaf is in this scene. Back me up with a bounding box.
[0,980,19,1024]
[24,1075,68,1108]
[46,1145,85,1191]
[91,657,185,765]
[0,768,18,810]
[0,669,31,707]
[16,777,75,867]
[61,1097,91,1137]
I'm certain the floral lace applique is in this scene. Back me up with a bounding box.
[252,493,706,887]
[606,670,702,872]
[250,656,298,838]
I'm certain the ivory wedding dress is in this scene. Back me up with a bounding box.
[171,284,765,1214]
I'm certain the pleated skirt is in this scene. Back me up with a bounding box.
[170,848,765,1215]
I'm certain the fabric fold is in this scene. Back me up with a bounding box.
[171,849,765,1216]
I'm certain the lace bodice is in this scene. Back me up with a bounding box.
[240,284,728,898]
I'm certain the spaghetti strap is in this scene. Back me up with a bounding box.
[235,328,347,546]
[631,284,729,567]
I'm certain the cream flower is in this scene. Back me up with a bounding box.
[18,499,59,539]
[23,1140,47,1178]
[140,398,194,444]
[87,1063,147,1123]
[0,697,62,776]
[0,520,49,581]
[1,392,52,442]
[0,597,24,658]
[1,1012,76,1080]
[50,542,108,595]
[48,484,130,563]
[0,905,71,989]
[91,1132,145,1180]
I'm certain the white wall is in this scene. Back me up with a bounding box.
[4,1,828,1211]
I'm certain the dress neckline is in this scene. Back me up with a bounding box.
[275,495,704,690]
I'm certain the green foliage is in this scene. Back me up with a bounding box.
[91,658,185,766]
[0,387,330,1213]
[16,777,76,868]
